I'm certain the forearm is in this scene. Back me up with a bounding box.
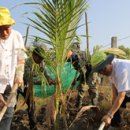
[15,59,25,83]
[108,91,126,117]
[112,84,118,104]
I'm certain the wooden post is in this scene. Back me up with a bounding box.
[85,12,90,59]
[111,37,117,48]
[24,26,30,47]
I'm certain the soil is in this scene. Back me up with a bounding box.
[11,85,130,130]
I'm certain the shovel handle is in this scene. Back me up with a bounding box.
[98,122,105,130]
[0,83,18,121]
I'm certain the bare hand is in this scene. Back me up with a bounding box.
[101,114,112,126]
[14,76,23,86]
[0,94,6,111]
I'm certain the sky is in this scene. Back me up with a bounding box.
[1,0,130,52]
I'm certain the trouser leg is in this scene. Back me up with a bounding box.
[23,87,37,129]
[111,96,130,127]
[0,85,14,130]
[76,83,86,108]
[0,107,14,130]
[16,86,37,129]
[88,87,98,105]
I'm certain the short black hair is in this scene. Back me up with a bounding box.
[32,47,44,64]
[32,47,43,59]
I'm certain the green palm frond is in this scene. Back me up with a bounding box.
[25,0,88,64]
[24,0,88,128]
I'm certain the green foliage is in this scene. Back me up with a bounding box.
[25,0,88,66]
[24,0,88,129]
[118,45,130,59]
[93,45,103,53]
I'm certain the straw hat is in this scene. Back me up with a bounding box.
[0,7,15,26]
[91,51,114,73]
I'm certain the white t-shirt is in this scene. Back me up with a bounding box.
[0,29,26,93]
[111,58,130,96]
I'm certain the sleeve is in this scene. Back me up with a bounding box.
[116,67,128,92]
[15,32,26,80]
[15,31,27,61]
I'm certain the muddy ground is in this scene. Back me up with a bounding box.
[11,85,130,130]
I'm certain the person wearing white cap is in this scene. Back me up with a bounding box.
[0,7,26,130]
[91,51,130,130]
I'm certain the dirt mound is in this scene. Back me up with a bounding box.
[11,93,104,130]
[11,110,29,130]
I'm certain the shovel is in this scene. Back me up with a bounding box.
[98,122,105,130]
[0,83,18,121]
